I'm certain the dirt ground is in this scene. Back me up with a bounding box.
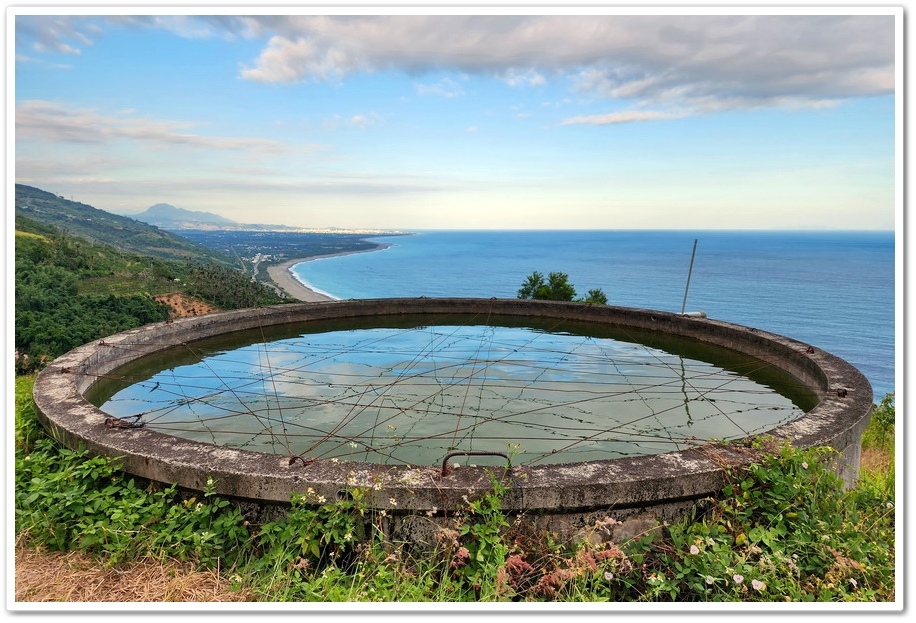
[13,539,252,603]
[153,293,220,319]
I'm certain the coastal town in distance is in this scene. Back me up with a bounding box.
[125,201,407,291]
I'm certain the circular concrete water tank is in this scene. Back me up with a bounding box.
[32,298,873,536]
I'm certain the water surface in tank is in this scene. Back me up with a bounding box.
[88,313,816,466]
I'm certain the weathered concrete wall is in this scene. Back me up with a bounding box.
[33,298,873,535]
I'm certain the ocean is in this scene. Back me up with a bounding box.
[291,230,897,401]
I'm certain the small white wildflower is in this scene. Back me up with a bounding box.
[316,495,327,503]
[306,487,315,495]
[733,574,744,585]
[389,497,398,506]
[801,461,808,469]
[344,532,353,541]
[849,578,858,588]
[751,579,766,591]
[705,575,715,585]
[690,544,700,555]
[330,457,339,463]
[886,502,893,509]
[604,571,614,581]
[349,441,358,449]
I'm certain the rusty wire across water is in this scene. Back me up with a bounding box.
[86,311,813,468]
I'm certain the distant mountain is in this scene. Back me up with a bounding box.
[131,203,238,229]
[14,184,235,266]
[128,203,327,233]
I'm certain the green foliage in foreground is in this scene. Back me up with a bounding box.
[15,374,895,602]
[517,271,608,305]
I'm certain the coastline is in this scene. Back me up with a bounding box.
[266,244,391,302]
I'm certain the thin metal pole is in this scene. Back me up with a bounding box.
[680,239,698,315]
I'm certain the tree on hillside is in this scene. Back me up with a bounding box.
[517,271,607,304]
[584,288,608,305]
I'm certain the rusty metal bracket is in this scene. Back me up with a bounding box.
[288,455,316,467]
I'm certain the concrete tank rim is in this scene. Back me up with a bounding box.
[32,297,874,513]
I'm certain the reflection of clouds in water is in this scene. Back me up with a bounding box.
[99,324,805,466]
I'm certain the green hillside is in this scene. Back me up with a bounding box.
[14,214,287,374]
[15,184,235,266]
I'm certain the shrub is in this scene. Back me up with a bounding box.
[618,440,896,602]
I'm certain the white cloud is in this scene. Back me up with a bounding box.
[350,113,381,128]
[14,53,74,70]
[241,34,358,84]
[561,109,688,126]
[16,100,288,153]
[416,78,464,98]
[15,16,93,55]
[35,40,81,55]
[229,14,894,113]
[503,69,546,87]
[16,13,896,117]
[321,112,382,130]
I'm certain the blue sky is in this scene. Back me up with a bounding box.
[12,8,899,230]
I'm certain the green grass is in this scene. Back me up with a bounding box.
[14,374,896,603]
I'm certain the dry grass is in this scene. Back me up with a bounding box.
[861,443,893,474]
[13,536,254,603]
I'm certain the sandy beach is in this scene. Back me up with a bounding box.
[266,259,334,302]
[265,245,391,302]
